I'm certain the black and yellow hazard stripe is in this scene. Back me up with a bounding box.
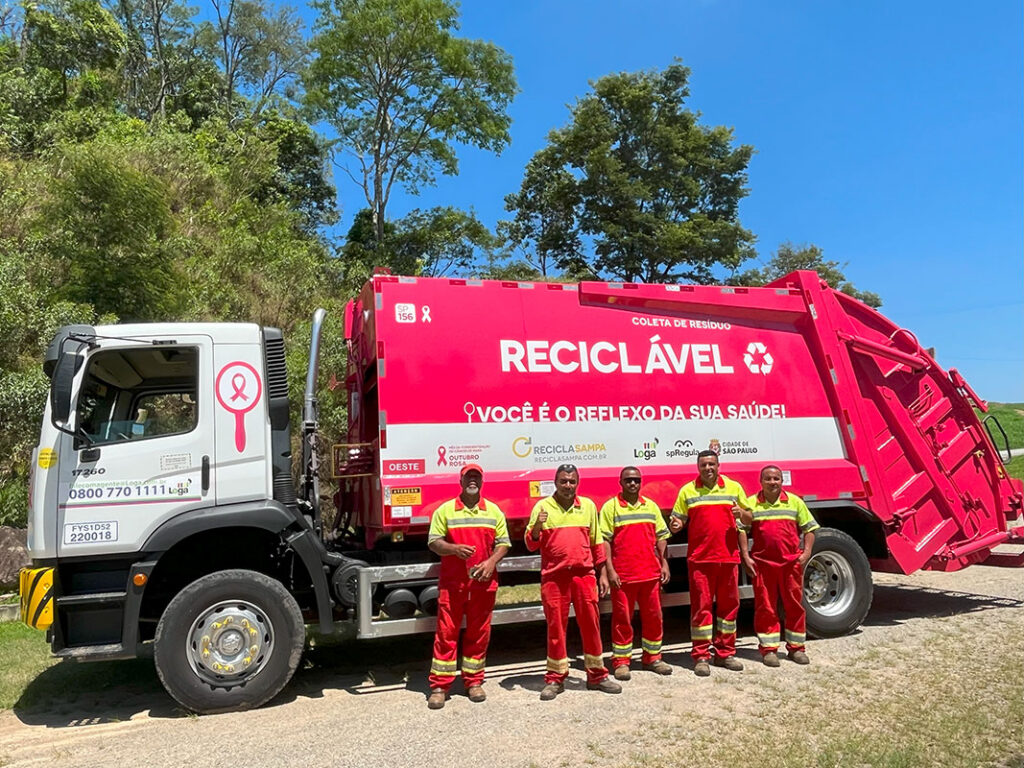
[19,567,54,630]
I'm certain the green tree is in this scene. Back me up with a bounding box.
[304,0,517,245]
[0,0,126,152]
[389,206,493,277]
[499,147,581,277]
[504,62,755,284]
[732,241,882,308]
[341,205,493,278]
[41,136,183,321]
[0,1,343,526]
[206,0,307,119]
[24,0,126,97]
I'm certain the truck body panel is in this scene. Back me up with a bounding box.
[342,272,1022,573]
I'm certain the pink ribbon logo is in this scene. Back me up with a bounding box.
[230,374,249,402]
[216,362,262,453]
[437,446,447,466]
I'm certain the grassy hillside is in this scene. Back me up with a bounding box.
[983,402,1024,449]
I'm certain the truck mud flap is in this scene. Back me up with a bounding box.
[19,567,54,630]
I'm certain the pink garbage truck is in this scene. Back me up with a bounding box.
[22,269,1023,713]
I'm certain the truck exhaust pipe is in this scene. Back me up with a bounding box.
[300,308,328,527]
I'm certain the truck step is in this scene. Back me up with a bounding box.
[55,591,127,606]
[54,643,132,660]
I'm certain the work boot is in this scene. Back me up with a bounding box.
[586,678,623,694]
[427,688,447,709]
[466,685,486,703]
[762,652,780,668]
[788,650,810,665]
[693,659,711,677]
[642,660,673,676]
[713,655,744,671]
[613,666,632,681]
[539,682,564,701]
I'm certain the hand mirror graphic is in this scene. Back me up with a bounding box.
[215,362,263,452]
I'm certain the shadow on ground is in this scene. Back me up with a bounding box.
[862,583,1023,628]
[12,578,1020,726]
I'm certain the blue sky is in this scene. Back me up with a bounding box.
[318,0,1023,402]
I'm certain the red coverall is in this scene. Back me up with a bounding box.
[525,495,609,686]
[743,490,820,655]
[672,474,750,661]
[599,495,670,669]
[427,497,510,691]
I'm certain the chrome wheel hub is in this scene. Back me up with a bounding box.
[804,551,856,617]
[187,600,273,686]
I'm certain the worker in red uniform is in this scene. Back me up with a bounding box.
[669,450,751,676]
[601,466,673,680]
[426,464,510,709]
[526,463,621,700]
[738,464,819,666]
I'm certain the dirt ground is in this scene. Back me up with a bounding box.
[1,565,1022,768]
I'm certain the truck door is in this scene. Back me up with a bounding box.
[56,335,215,557]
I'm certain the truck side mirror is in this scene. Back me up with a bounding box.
[44,325,95,436]
[50,349,83,430]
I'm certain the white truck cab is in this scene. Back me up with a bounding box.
[22,316,342,713]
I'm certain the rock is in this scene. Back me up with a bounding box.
[0,526,29,590]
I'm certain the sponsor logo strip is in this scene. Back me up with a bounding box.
[381,418,845,474]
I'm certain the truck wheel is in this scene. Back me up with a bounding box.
[803,527,873,638]
[154,569,304,714]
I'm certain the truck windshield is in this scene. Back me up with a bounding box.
[74,346,198,447]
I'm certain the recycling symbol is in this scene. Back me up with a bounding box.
[744,342,774,375]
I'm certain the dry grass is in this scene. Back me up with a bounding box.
[606,608,1024,768]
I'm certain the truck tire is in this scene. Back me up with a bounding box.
[153,569,304,714]
[804,527,873,638]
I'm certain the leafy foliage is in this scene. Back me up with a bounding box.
[341,205,495,279]
[305,0,517,244]
[502,62,755,284]
[732,241,882,307]
[0,0,343,526]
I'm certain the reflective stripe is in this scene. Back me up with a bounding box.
[546,657,570,674]
[684,494,738,506]
[757,632,781,645]
[430,658,458,677]
[785,630,806,644]
[691,624,713,640]
[427,534,443,542]
[656,529,671,540]
[752,510,799,522]
[715,618,737,633]
[583,653,605,669]
[671,511,687,519]
[612,643,633,654]
[641,638,661,653]
[461,656,486,671]
[799,521,820,533]
[445,517,499,528]
[614,512,661,525]
[495,536,511,546]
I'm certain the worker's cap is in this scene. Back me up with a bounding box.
[460,463,484,478]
